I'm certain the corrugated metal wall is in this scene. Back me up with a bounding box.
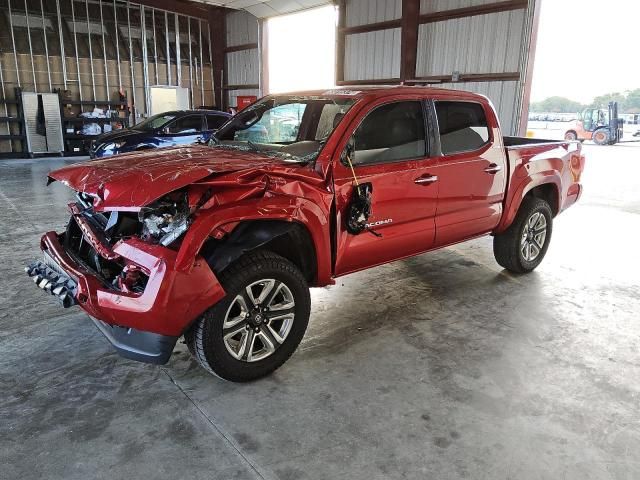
[225,10,259,108]
[344,29,401,81]
[342,0,401,81]
[345,0,401,27]
[438,80,520,134]
[338,0,538,135]
[416,9,525,77]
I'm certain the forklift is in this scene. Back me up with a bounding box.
[564,102,624,145]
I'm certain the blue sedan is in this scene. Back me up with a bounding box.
[89,109,231,158]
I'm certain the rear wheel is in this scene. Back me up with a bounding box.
[564,130,578,141]
[493,197,553,273]
[185,250,310,382]
[592,128,610,145]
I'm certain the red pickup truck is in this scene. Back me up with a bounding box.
[26,87,585,381]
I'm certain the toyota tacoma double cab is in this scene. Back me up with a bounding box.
[26,87,585,382]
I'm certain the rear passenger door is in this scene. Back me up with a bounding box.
[431,100,507,247]
[333,99,439,276]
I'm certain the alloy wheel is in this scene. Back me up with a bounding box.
[520,212,547,262]
[222,279,296,362]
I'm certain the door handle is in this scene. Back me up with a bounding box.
[414,174,438,185]
[484,163,502,174]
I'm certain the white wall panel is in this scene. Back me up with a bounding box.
[226,10,258,47]
[226,49,259,85]
[227,88,261,108]
[420,0,513,14]
[345,0,401,27]
[344,28,401,81]
[437,80,519,134]
[416,9,525,77]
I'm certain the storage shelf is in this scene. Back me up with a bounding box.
[63,100,127,107]
[63,133,101,140]
[62,116,128,123]
[0,134,26,140]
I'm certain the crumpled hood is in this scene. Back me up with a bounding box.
[48,145,307,210]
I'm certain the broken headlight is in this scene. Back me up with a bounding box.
[139,192,190,247]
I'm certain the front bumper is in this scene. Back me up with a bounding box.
[26,231,225,364]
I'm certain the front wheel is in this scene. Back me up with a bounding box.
[592,128,610,145]
[493,197,553,273]
[185,250,310,382]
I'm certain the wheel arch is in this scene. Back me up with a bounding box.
[496,175,561,233]
[199,220,318,285]
[526,182,560,217]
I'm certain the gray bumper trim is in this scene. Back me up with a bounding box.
[91,318,178,365]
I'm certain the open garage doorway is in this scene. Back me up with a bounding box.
[267,6,337,94]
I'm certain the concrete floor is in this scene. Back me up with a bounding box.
[1,144,639,480]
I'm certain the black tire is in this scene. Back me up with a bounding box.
[185,250,310,382]
[493,197,553,274]
[592,128,610,145]
[564,130,578,141]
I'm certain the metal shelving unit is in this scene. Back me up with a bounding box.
[0,90,28,159]
[57,92,130,156]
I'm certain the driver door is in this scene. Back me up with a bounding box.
[333,99,438,276]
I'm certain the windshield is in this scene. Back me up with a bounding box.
[134,113,176,131]
[212,95,357,163]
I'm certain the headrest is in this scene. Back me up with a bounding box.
[445,112,473,133]
[333,112,345,129]
[389,118,418,145]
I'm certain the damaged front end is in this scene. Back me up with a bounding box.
[25,190,225,364]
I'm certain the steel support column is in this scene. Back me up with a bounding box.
[208,7,226,110]
[40,0,52,91]
[55,0,67,88]
[335,1,346,83]
[400,0,420,82]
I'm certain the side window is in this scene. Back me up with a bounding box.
[167,115,203,134]
[206,115,228,130]
[435,102,490,155]
[352,101,426,165]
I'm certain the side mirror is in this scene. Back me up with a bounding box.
[162,126,170,135]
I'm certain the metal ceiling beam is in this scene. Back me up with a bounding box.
[418,0,528,24]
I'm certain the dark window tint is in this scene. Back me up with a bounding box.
[167,115,202,134]
[435,101,490,155]
[206,115,228,130]
[353,101,426,165]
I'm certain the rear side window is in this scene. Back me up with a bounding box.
[353,101,426,165]
[206,115,228,130]
[167,115,203,134]
[435,102,490,155]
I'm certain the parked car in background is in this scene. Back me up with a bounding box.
[89,109,231,158]
[27,87,585,382]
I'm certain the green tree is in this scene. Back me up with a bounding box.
[623,89,640,113]
[590,92,626,109]
[530,96,584,113]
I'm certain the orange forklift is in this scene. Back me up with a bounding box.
[564,102,624,145]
